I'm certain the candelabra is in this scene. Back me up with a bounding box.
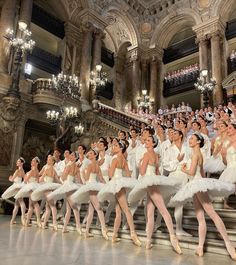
[90,64,108,88]
[137,90,154,112]
[74,123,84,135]
[51,72,81,100]
[194,70,216,107]
[5,21,35,98]
[46,106,78,125]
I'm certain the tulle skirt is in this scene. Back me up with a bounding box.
[128,174,180,204]
[31,183,61,201]
[1,183,24,200]
[170,178,235,206]
[15,183,39,199]
[204,156,226,173]
[219,166,236,183]
[71,181,104,204]
[47,182,80,201]
[98,177,138,203]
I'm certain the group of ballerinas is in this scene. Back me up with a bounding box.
[2,118,236,260]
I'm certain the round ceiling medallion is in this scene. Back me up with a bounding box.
[141,22,152,33]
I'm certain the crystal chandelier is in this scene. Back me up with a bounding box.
[137,90,154,110]
[5,21,35,98]
[50,72,81,100]
[194,69,216,107]
[5,24,35,53]
[90,64,108,88]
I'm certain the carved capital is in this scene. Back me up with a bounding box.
[64,22,83,45]
[94,28,106,40]
[126,47,140,63]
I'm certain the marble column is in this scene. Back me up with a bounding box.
[150,56,158,112]
[80,23,93,103]
[130,53,140,110]
[0,0,17,74]
[211,32,223,105]
[90,29,104,102]
[141,59,148,92]
[19,0,33,28]
[198,36,208,71]
[113,55,124,110]
[91,29,104,70]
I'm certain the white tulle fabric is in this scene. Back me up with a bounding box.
[71,173,104,204]
[1,177,24,200]
[219,146,236,183]
[31,176,61,201]
[98,168,138,203]
[47,175,80,201]
[128,165,180,204]
[204,156,226,173]
[14,177,39,199]
[170,162,235,206]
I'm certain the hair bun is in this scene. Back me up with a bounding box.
[19,157,25,164]
[34,156,40,164]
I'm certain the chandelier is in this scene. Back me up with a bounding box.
[194,69,216,107]
[137,90,154,110]
[194,70,216,93]
[5,24,35,53]
[90,64,108,88]
[5,21,35,98]
[50,72,81,100]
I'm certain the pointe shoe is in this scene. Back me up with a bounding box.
[42,224,47,230]
[21,217,26,226]
[76,227,82,235]
[53,224,58,231]
[102,227,109,240]
[131,232,142,247]
[176,229,192,237]
[170,235,182,255]
[84,232,94,238]
[226,242,236,261]
[112,233,121,243]
[195,246,204,257]
[146,240,153,250]
[62,228,69,233]
[37,220,42,228]
[10,219,16,225]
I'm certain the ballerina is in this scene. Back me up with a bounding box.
[170,133,236,259]
[71,149,108,239]
[48,151,82,234]
[128,136,182,253]
[219,123,236,208]
[204,121,228,174]
[15,157,41,227]
[1,157,25,225]
[98,141,141,246]
[31,155,61,230]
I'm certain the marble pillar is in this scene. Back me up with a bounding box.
[198,37,208,71]
[80,23,93,103]
[150,56,158,112]
[211,32,223,105]
[113,55,124,110]
[0,0,17,74]
[91,29,103,70]
[141,60,148,92]
[130,55,140,110]
[19,0,33,28]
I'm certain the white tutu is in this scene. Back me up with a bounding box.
[31,183,61,201]
[204,156,226,173]
[47,176,80,201]
[128,174,180,204]
[98,177,138,203]
[219,166,236,183]
[170,178,235,206]
[71,181,104,204]
[2,183,24,200]
[15,182,39,199]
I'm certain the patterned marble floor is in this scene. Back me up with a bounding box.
[0,215,235,265]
